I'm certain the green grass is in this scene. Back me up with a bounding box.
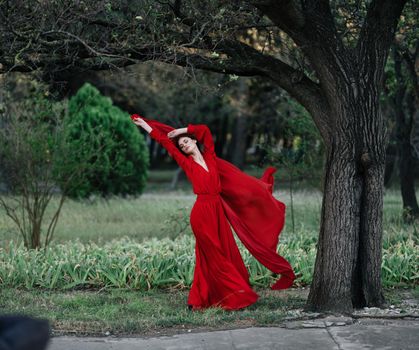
[0,233,416,291]
[0,193,196,245]
[1,171,415,245]
[0,287,416,336]
[0,287,307,336]
[0,172,418,335]
[0,174,417,290]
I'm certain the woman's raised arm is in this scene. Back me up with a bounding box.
[186,124,215,155]
[132,116,191,172]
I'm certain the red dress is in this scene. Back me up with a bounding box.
[146,120,295,310]
[150,124,258,309]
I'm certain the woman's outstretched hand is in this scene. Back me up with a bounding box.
[131,114,152,133]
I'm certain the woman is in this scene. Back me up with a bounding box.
[131,114,295,310]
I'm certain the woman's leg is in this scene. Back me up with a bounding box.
[188,200,258,310]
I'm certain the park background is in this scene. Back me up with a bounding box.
[0,0,417,337]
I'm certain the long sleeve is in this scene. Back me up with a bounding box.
[149,128,191,172]
[187,124,215,155]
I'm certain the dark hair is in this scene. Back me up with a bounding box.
[173,133,199,154]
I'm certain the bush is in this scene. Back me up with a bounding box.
[64,83,149,198]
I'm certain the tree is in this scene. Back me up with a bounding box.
[0,0,410,311]
[385,46,419,221]
[0,77,101,249]
[63,83,149,198]
[63,63,239,170]
[383,4,419,221]
[264,103,324,234]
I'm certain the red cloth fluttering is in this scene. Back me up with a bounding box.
[132,114,296,289]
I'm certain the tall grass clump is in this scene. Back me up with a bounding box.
[0,233,416,291]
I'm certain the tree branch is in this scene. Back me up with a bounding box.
[248,0,338,48]
[213,39,326,116]
[174,39,330,138]
[247,0,344,107]
[249,0,305,34]
[356,0,408,80]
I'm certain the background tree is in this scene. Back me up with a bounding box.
[0,0,410,311]
[263,104,324,234]
[385,46,419,221]
[63,83,149,198]
[383,4,419,221]
[0,78,101,249]
[64,63,248,169]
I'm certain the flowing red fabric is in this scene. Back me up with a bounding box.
[132,115,295,295]
[216,158,295,289]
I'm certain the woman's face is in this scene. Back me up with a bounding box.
[178,136,197,155]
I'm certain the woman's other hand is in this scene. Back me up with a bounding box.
[167,128,187,139]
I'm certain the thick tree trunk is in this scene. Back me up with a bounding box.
[227,79,249,169]
[307,93,386,312]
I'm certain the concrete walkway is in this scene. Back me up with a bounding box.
[48,318,418,350]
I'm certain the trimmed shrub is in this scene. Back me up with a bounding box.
[63,83,149,198]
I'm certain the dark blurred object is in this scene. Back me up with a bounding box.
[0,316,50,350]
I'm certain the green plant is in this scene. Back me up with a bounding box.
[63,83,149,198]
[1,232,416,291]
[162,205,192,238]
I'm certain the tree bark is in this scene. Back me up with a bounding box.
[307,84,387,311]
[297,0,406,312]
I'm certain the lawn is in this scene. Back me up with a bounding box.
[0,287,416,337]
[1,168,412,245]
[0,288,308,336]
[0,170,418,336]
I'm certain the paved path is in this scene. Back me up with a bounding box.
[48,318,418,350]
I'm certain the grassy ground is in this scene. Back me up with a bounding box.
[0,191,196,245]
[0,289,418,336]
[1,170,414,245]
[0,288,307,336]
[0,170,418,336]
[0,287,416,337]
